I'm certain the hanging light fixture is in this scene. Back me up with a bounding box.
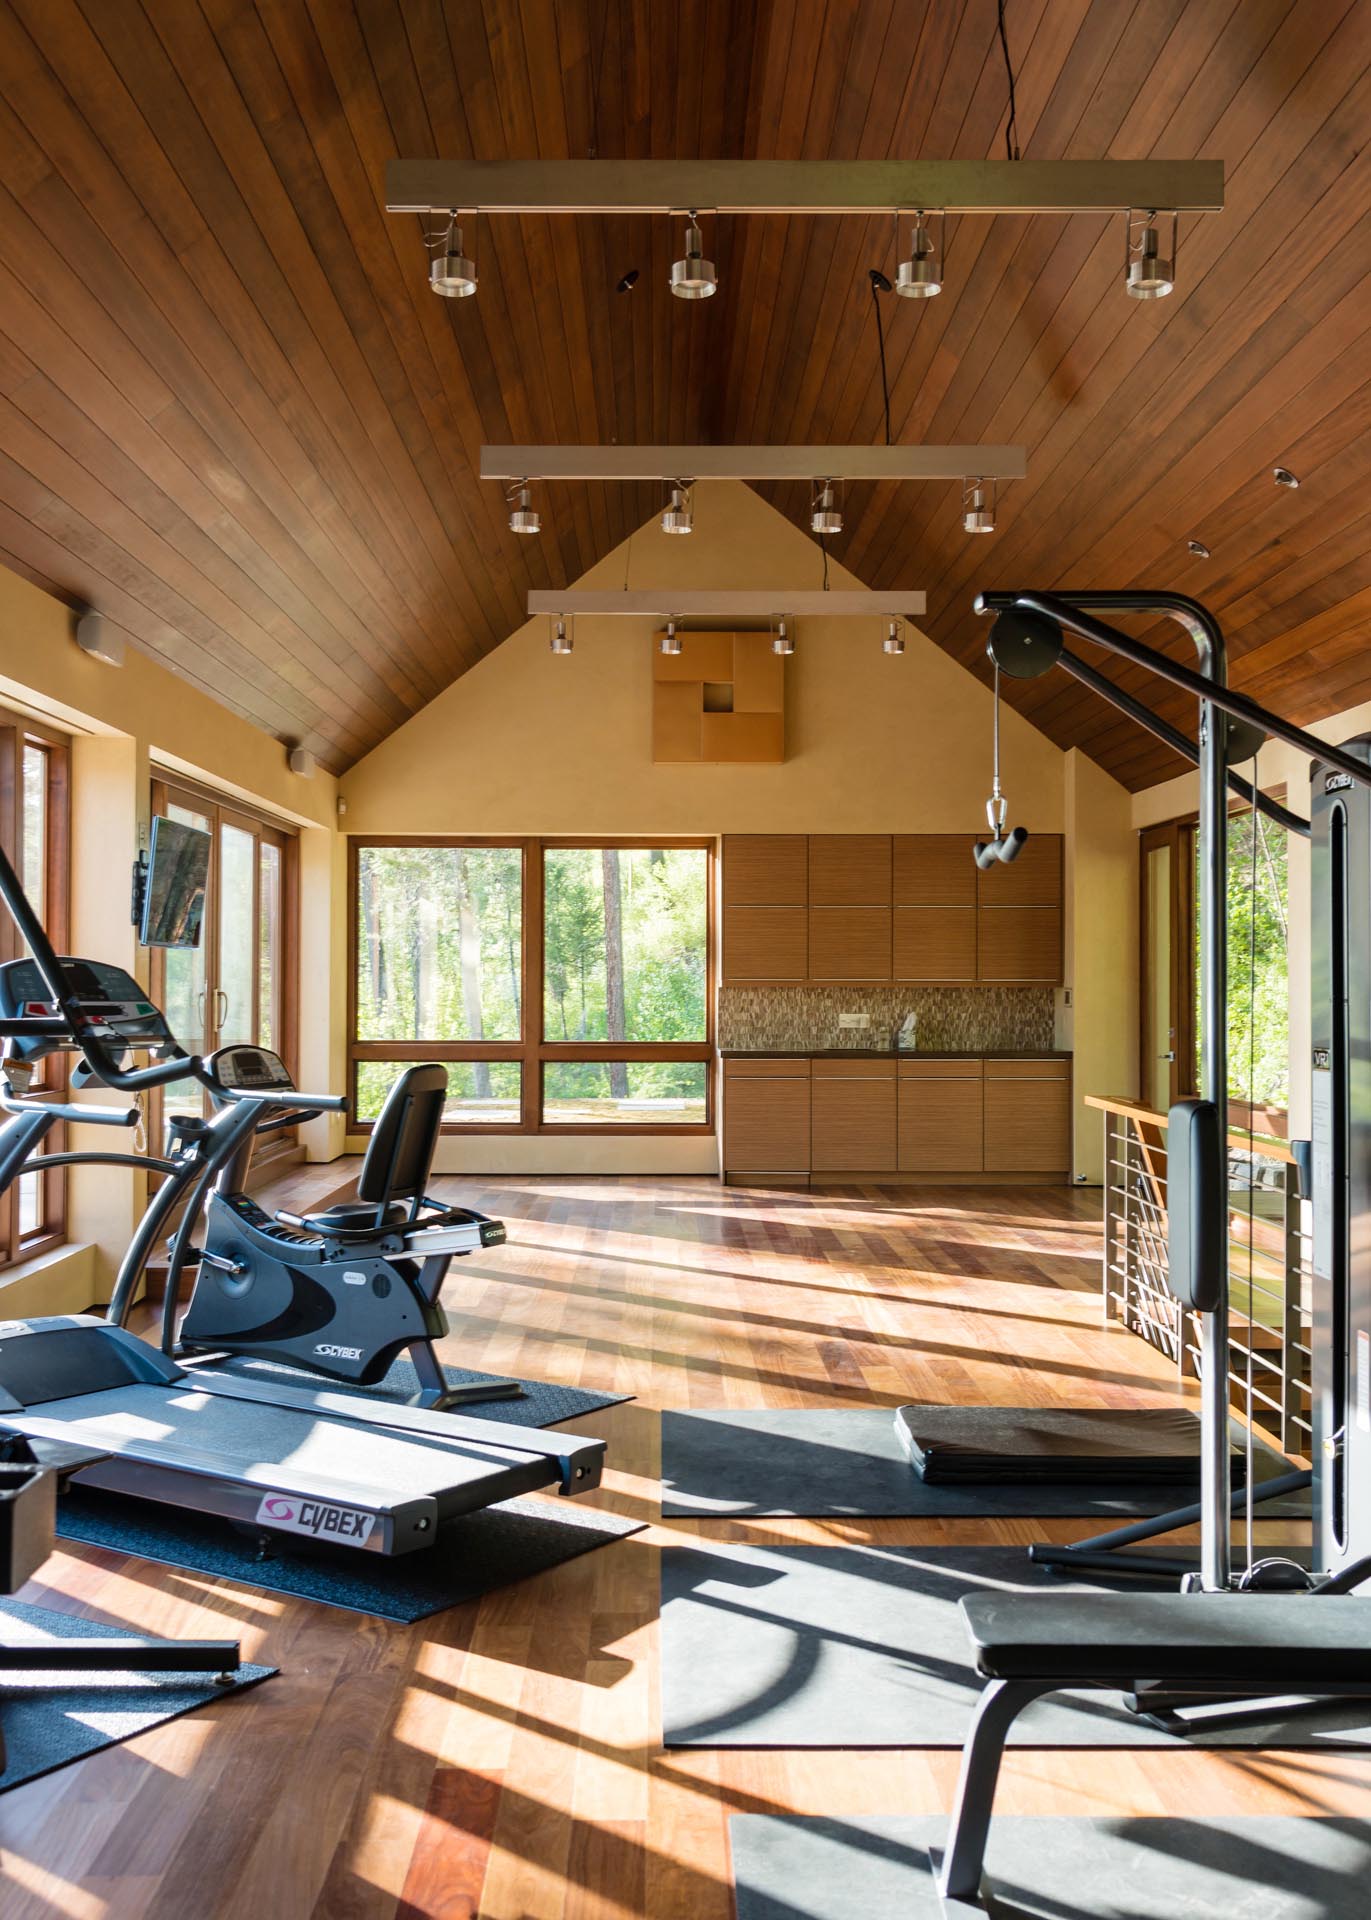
[549,616,572,654]
[883,618,905,655]
[895,209,944,298]
[962,477,996,534]
[429,212,478,297]
[659,618,683,656]
[660,481,694,534]
[811,480,843,534]
[773,617,794,656]
[507,481,540,534]
[1124,208,1176,299]
[670,213,716,299]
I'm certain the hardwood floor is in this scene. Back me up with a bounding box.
[1,1171,1363,1919]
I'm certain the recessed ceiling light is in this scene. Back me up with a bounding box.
[615,268,639,292]
[1188,538,1210,559]
[1274,466,1300,488]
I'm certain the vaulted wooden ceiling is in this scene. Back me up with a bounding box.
[0,1,1367,785]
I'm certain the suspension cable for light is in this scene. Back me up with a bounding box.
[660,482,694,534]
[974,662,1028,866]
[670,212,716,299]
[1125,208,1177,299]
[507,481,540,534]
[428,211,477,298]
[895,209,943,298]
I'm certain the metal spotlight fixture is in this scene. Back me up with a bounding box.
[773,617,794,657]
[549,617,572,655]
[962,477,996,534]
[1188,538,1211,559]
[659,618,682,656]
[811,480,843,535]
[507,481,540,535]
[1124,208,1176,299]
[429,212,478,298]
[661,481,694,535]
[1273,466,1300,489]
[883,619,905,656]
[895,209,944,298]
[670,213,716,299]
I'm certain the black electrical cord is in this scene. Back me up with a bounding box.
[997,0,1020,162]
[868,268,893,445]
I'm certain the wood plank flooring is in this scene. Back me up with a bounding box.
[1,1170,1365,1919]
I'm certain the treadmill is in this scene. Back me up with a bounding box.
[0,855,604,1559]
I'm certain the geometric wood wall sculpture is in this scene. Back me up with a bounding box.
[652,631,785,763]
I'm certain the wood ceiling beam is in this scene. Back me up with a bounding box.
[527,589,926,617]
[481,445,1026,481]
[386,158,1224,216]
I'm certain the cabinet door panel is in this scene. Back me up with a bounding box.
[977,907,1062,982]
[724,1078,811,1171]
[983,1077,1071,1172]
[898,1078,984,1172]
[723,905,808,981]
[976,833,1062,907]
[893,836,976,906]
[893,905,976,981]
[809,835,891,905]
[723,835,808,906]
[811,1077,896,1171]
[808,907,892,980]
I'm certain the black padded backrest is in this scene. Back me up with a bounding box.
[1167,1096,1225,1312]
[356,1063,448,1207]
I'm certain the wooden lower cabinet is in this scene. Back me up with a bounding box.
[722,1059,811,1172]
[983,1058,1071,1173]
[898,1059,983,1172]
[810,1059,896,1172]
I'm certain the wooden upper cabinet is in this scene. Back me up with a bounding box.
[975,833,1062,907]
[977,907,1063,982]
[893,835,977,906]
[809,835,891,906]
[723,835,808,907]
[722,906,808,982]
[893,906,977,981]
[808,907,892,980]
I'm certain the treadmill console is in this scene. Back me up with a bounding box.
[210,1044,296,1092]
[0,957,176,1065]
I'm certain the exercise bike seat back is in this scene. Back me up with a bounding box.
[292,1063,448,1238]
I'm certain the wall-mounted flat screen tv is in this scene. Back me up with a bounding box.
[140,815,210,949]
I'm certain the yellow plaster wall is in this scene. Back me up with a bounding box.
[1064,749,1138,1182]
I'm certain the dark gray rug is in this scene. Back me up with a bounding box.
[661,1544,1369,1749]
[214,1355,629,1426]
[0,1597,274,1792]
[57,1488,644,1622]
[729,1814,1370,1919]
[660,1407,1305,1518]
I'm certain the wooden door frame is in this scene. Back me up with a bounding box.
[1139,820,1195,1108]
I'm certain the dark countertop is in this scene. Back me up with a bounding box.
[719,1047,1072,1060]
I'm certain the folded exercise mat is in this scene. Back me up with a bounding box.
[897,1404,1244,1484]
[661,1543,1368,1749]
[0,1597,274,1793]
[660,1406,1304,1518]
[220,1355,630,1427]
[58,1489,644,1623]
[729,1814,1370,1920]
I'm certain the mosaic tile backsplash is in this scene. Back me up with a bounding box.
[718,985,1057,1053]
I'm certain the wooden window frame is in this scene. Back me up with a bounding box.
[148,775,301,1167]
[0,713,71,1265]
[348,837,716,1136]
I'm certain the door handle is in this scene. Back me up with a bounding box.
[196,989,207,1029]
[214,988,229,1032]
[1161,1050,1177,1062]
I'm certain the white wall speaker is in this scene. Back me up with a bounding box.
[74,609,125,667]
[287,745,316,777]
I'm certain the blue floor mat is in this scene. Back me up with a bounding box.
[216,1354,630,1427]
[56,1487,644,1622]
[0,1596,274,1792]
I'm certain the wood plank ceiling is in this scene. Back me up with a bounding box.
[0,1,1367,784]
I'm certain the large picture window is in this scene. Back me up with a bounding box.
[0,713,70,1264]
[348,840,713,1133]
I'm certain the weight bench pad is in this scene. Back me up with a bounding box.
[960,1592,1371,1687]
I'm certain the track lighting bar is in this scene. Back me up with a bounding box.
[526,590,926,618]
[482,445,1026,482]
[388,159,1223,216]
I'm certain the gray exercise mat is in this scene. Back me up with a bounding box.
[729,1814,1370,1920]
[661,1544,1371,1749]
[660,1406,1305,1518]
